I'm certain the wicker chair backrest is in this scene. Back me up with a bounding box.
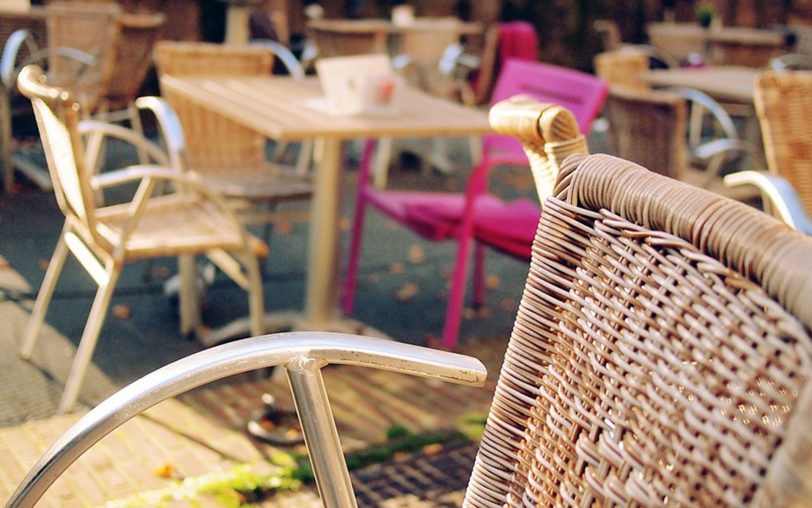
[465,96,812,507]
[153,41,272,171]
[603,85,688,180]
[755,70,812,217]
[17,65,100,244]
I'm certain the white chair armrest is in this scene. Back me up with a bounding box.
[1,29,38,89]
[78,119,171,170]
[724,170,812,234]
[250,39,305,80]
[134,96,187,173]
[8,332,487,507]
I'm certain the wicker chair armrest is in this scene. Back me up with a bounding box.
[724,170,812,234]
[78,120,171,170]
[250,39,305,79]
[8,332,486,507]
[133,96,187,173]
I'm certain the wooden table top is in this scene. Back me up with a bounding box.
[159,75,492,142]
[308,17,482,35]
[648,23,786,45]
[641,66,759,103]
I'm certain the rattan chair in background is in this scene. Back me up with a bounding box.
[9,96,812,507]
[0,3,165,193]
[603,85,758,201]
[16,65,266,414]
[0,2,118,193]
[725,70,812,234]
[153,41,313,230]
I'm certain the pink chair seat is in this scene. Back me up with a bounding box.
[368,190,540,258]
[343,57,607,349]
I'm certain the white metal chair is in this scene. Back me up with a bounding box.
[16,64,266,414]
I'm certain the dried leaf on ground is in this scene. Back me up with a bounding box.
[499,298,518,311]
[485,274,501,290]
[408,244,425,263]
[395,282,419,302]
[38,259,49,271]
[387,262,404,274]
[422,443,444,455]
[112,304,131,320]
[338,216,352,232]
[153,462,175,479]
[275,221,292,235]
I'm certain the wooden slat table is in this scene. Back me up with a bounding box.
[160,75,492,341]
[641,65,759,104]
[647,22,788,67]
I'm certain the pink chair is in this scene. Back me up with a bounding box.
[342,59,608,349]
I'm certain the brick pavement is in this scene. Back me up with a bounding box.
[1,354,502,506]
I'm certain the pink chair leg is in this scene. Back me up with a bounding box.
[341,139,377,315]
[472,242,485,308]
[441,228,474,350]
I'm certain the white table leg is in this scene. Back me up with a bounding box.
[303,138,341,328]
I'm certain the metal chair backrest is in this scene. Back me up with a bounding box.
[153,41,272,171]
[754,70,812,217]
[17,65,98,242]
[603,85,687,178]
[466,98,812,506]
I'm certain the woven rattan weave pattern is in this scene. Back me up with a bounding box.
[755,71,812,218]
[464,149,812,505]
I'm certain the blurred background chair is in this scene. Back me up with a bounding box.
[343,59,607,349]
[0,2,165,193]
[11,98,812,508]
[725,70,812,234]
[602,85,757,201]
[16,65,266,414]
[153,41,313,234]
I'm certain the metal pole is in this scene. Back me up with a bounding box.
[286,357,358,508]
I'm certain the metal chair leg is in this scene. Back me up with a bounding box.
[58,263,121,414]
[20,232,70,359]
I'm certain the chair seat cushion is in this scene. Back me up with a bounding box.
[367,189,540,256]
[95,193,260,259]
[191,162,313,200]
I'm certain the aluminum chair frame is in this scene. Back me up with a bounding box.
[17,65,266,414]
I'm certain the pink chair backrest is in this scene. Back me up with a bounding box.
[484,58,608,159]
[497,21,539,63]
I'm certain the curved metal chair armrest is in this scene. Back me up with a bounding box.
[8,332,486,507]
[769,53,812,71]
[694,136,759,178]
[667,86,740,140]
[250,39,305,80]
[1,29,39,89]
[724,171,812,234]
[133,96,187,173]
[78,120,171,170]
[632,44,679,68]
[91,164,250,246]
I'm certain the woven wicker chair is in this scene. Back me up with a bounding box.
[0,3,165,193]
[725,70,812,234]
[16,65,266,414]
[604,85,758,201]
[9,96,812,507]
[153,41,313,227]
